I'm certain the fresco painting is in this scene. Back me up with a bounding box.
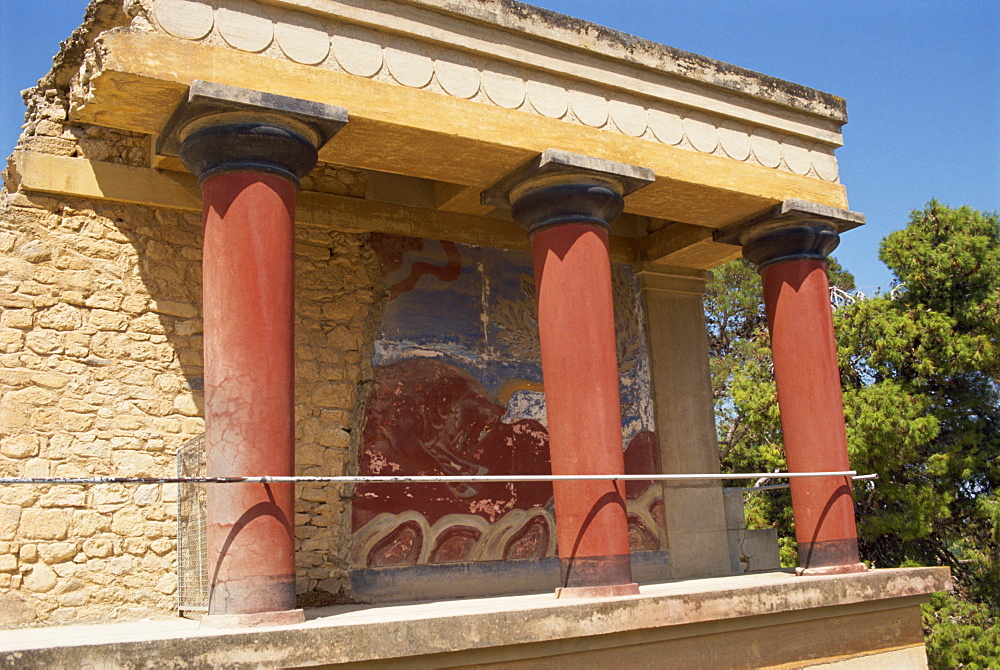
[351,234,663,569]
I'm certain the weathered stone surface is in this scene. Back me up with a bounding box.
[0,592,36,625]
[23,563,58,593]
[1,434,40,458]
[39,542,79,565]
[20,509,71,540]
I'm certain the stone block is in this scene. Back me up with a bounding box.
[19,241,51,263]
[87,309,130,332]
[0,591,36,625]
[37,303,83,331]
[82,538,114,559]
[23,563,58,593]
[113,451,157,477]
[85,292,123,310]
[0,554,17,573]
[39,542,79,564]
[111,509,145,537]
[1,434,40,458]
[19,544,38,563]
[133,484,159,506]
[667,530,733,579]
[31,371,70,389]
[20,509,71,540]
[149,300,198,319]
[0,309,33,329]
[728,528,781,573]
[723,489,747,530]
[156,573,177,595]
[8,386,55,406]
[0,328,26,352]
[22,458,50,478]
[39,486,87,508]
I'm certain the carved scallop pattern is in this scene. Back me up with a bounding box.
[683,112,719,154]
[782,140,812,176]
[435,50,480,99]
[217,1,274,53]
[609,97,648,137]
[718,119,751,161]
[274,12,329,65]
[151,1,838,181]
[568,88,609,128]
[648,106,684,145]
[153,0,214,40]
[331,24,384,77]
[526,78,568,119]
[750,129,782,168]
[482,67,526,109]
[811,149,840,181]
[385,38,435,89]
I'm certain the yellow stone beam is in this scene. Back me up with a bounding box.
[13,152,645,263]
[640,222,743,269]
[73,31,848,230]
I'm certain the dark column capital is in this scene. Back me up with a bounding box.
[714,199,865,272]
[482,149,654,235]
[156,80,348,185]
[741,224,840,271]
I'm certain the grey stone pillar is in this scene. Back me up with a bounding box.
[636,265,732,578]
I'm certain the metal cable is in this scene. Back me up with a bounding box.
[0,471,874,485]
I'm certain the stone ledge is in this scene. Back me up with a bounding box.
[0,567,950,668]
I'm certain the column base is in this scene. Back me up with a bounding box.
[555,583,640,599]
[796,563,868,577]
[199,608,305,629]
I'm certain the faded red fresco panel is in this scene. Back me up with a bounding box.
[350,235,663,568]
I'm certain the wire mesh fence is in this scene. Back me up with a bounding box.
[176,434,208,613]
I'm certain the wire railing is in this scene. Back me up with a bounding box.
[0,471,876,485]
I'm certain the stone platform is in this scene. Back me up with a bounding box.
[0,567,949,669]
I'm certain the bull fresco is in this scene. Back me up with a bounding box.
[351,234,663,569]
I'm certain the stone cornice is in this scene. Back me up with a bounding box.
[140,0,845,184]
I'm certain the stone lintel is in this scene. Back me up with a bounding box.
[713,198,866,248]
[481,149,655,209]
[635,264,712,296]
[156,80,349,158]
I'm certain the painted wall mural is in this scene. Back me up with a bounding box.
[351,234,664,569]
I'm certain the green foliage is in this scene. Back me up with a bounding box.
[706,202,1000,650]
[923,592,1000,669]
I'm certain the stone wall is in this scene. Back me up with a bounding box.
[0,68,382,624]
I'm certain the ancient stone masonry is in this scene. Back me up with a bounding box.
[0,1,381,621]
[0,187,380,624]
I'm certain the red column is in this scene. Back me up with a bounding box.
[485,151,653,596]
[531,222,637,596]
[752,230,865,574]
[202,171,299,616]
[161,83,346,624]
[178,121,322,624]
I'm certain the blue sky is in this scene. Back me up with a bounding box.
[1,0,997,291]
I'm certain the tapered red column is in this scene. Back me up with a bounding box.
[741,216,867,575]
[161,81,347,623]
[199,167,299,616]
[485,150,654,596]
